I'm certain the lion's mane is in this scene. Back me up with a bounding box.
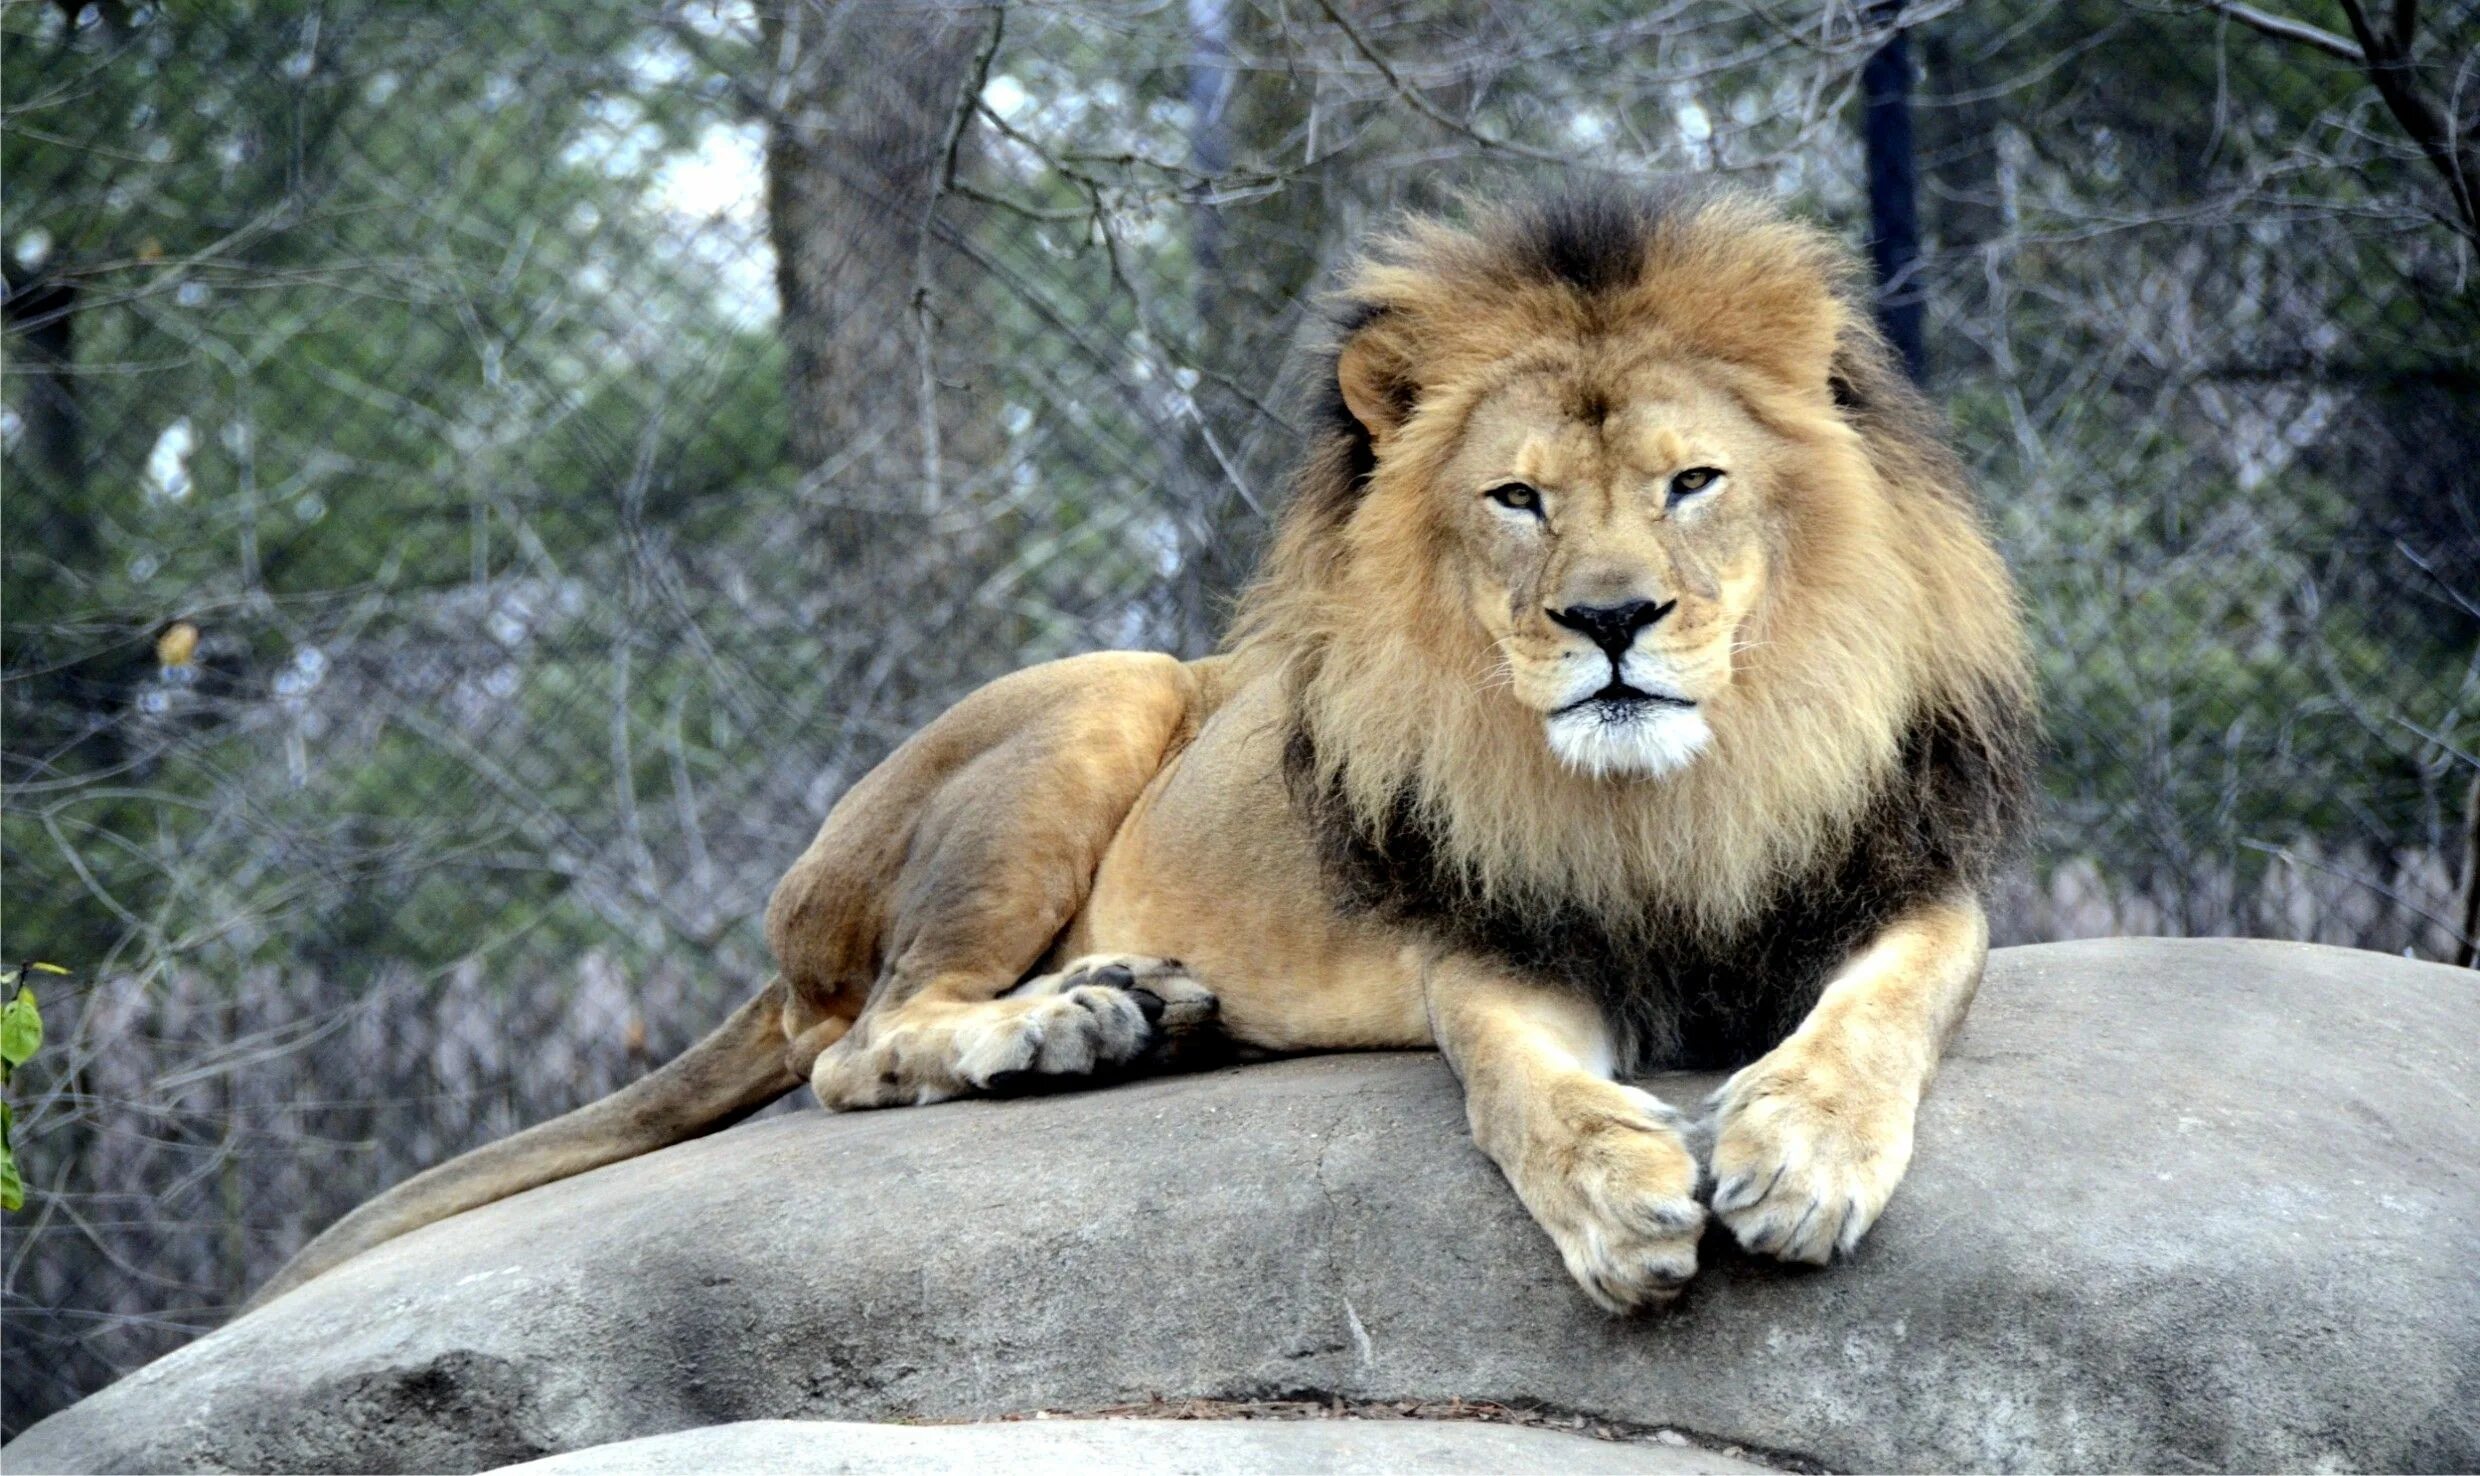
[1230,187,2038,1070]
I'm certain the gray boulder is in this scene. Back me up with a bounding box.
[6,939,2474,1474]
[488,1416,1772,1474]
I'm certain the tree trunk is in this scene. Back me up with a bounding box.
[1170,1,1332,651]
[1,269,136,778]
[1862,0,1926,382]
[759,0,991,598]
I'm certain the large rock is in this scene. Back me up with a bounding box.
[489,1417,1772,1474]
[7,940,2474,1474]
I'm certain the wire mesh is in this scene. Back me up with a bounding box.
[4,0,2474,1434]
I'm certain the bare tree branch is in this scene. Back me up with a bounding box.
[2334,0,2480,238]
[2209,0,2479,238]
[1307,0,1581,168]
[2199,0,2363,61]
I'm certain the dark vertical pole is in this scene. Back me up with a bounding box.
[2456,771,2479,968]
[1862,0,1926,382]
[3,271,87,503]
[1175,0,1235,653]
[1187,0,1232,282]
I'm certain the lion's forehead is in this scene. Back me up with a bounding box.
[1455,367,1755,492]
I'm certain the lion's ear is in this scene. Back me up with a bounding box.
[1335,318,1416,443]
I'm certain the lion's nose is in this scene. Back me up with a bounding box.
[1547,598,1675,658]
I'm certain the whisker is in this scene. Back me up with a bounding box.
[1470,646,1521,698]
[1471,664,1518,697]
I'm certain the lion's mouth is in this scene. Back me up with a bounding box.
[1556,681,1697,718]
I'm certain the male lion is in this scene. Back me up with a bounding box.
[257,187,2035,1314]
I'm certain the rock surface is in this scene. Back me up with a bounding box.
[487,1417,1772,1474]
[6,939,2475,1474]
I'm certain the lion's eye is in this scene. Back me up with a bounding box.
[1485,482,1544,517]
[1667,466,1725,504]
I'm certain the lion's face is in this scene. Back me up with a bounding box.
[1243,192,2029,921]
[1433,366,1779,779]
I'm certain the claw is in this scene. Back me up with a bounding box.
[1782,1199,1821,1254]
[1625,1195,1704,1235]
[1712,1163,1783,1214]
[1831,1204,1861,1259]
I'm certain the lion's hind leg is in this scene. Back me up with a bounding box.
[780,653,1215,1110]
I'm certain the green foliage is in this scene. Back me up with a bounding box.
[0,963,65,1213]
[1915,0,2480,927]
[2,0,797,980]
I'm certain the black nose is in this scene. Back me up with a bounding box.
[1547,598,1675,658]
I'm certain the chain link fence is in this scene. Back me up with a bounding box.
[5,0,2474,1435]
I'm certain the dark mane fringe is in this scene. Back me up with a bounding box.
[1294,360,1378,542]
[1288,681,2038,1072]
[1827,311,1981,514]
[1492,181,1722,297]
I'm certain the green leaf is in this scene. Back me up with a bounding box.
[0,1148,21,1214]
[27,962,69,976]
[0,988,40,1069]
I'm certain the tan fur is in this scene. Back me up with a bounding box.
[254,192,2029,1316]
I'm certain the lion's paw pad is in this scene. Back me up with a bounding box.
[1034,954,1219,1034]
[965,956,1217,1091]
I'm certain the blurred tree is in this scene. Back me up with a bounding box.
[2202,0,2478,240]
[758,0,996,591]
[2,1,794,970]
[1911,0,2477,941]
[1167,0,1335,651]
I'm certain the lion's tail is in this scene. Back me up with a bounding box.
[244,974,801,1312]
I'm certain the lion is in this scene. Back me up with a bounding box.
[253,186,2035,1315]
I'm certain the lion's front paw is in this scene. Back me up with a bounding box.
[1512,1082,1707,1313]
[1703,1047,1915,1265]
